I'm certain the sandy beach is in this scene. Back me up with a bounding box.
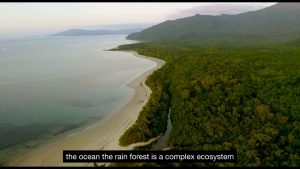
[9,51,165,166]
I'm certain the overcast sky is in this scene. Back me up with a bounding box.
[0,3,276,40]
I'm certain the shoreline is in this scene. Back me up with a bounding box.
[9,50,165,166]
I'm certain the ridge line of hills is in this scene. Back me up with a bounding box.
[126,3,300,43]
[52,27,143,36]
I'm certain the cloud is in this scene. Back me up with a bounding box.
[168,3,277,19]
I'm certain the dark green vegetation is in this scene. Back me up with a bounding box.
[116,40,300,167]
[128,3,300,43]
[117,2,300,167]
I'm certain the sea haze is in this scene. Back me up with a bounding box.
[0,35,156,164]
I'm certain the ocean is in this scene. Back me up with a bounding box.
[0,35,155,164]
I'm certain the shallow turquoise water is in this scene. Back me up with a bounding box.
[0,35,155,164]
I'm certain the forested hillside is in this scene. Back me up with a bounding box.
[128,3,300,42]
[115,2,300,167]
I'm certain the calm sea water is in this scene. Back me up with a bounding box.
[0,35,155,164]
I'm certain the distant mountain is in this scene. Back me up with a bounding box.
[114,28,144,34]
[52,28,143,36]
[169,3,275,19]
[127,3,300,42]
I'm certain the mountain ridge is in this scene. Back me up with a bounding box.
[52,28,143,36]
[127,3,300,43]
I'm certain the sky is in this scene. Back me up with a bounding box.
[0,3,276,40]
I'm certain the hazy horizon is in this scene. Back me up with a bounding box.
[0,3,276,40]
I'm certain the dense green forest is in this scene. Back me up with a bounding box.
[115,40,300,166]
[115,2,300,167]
